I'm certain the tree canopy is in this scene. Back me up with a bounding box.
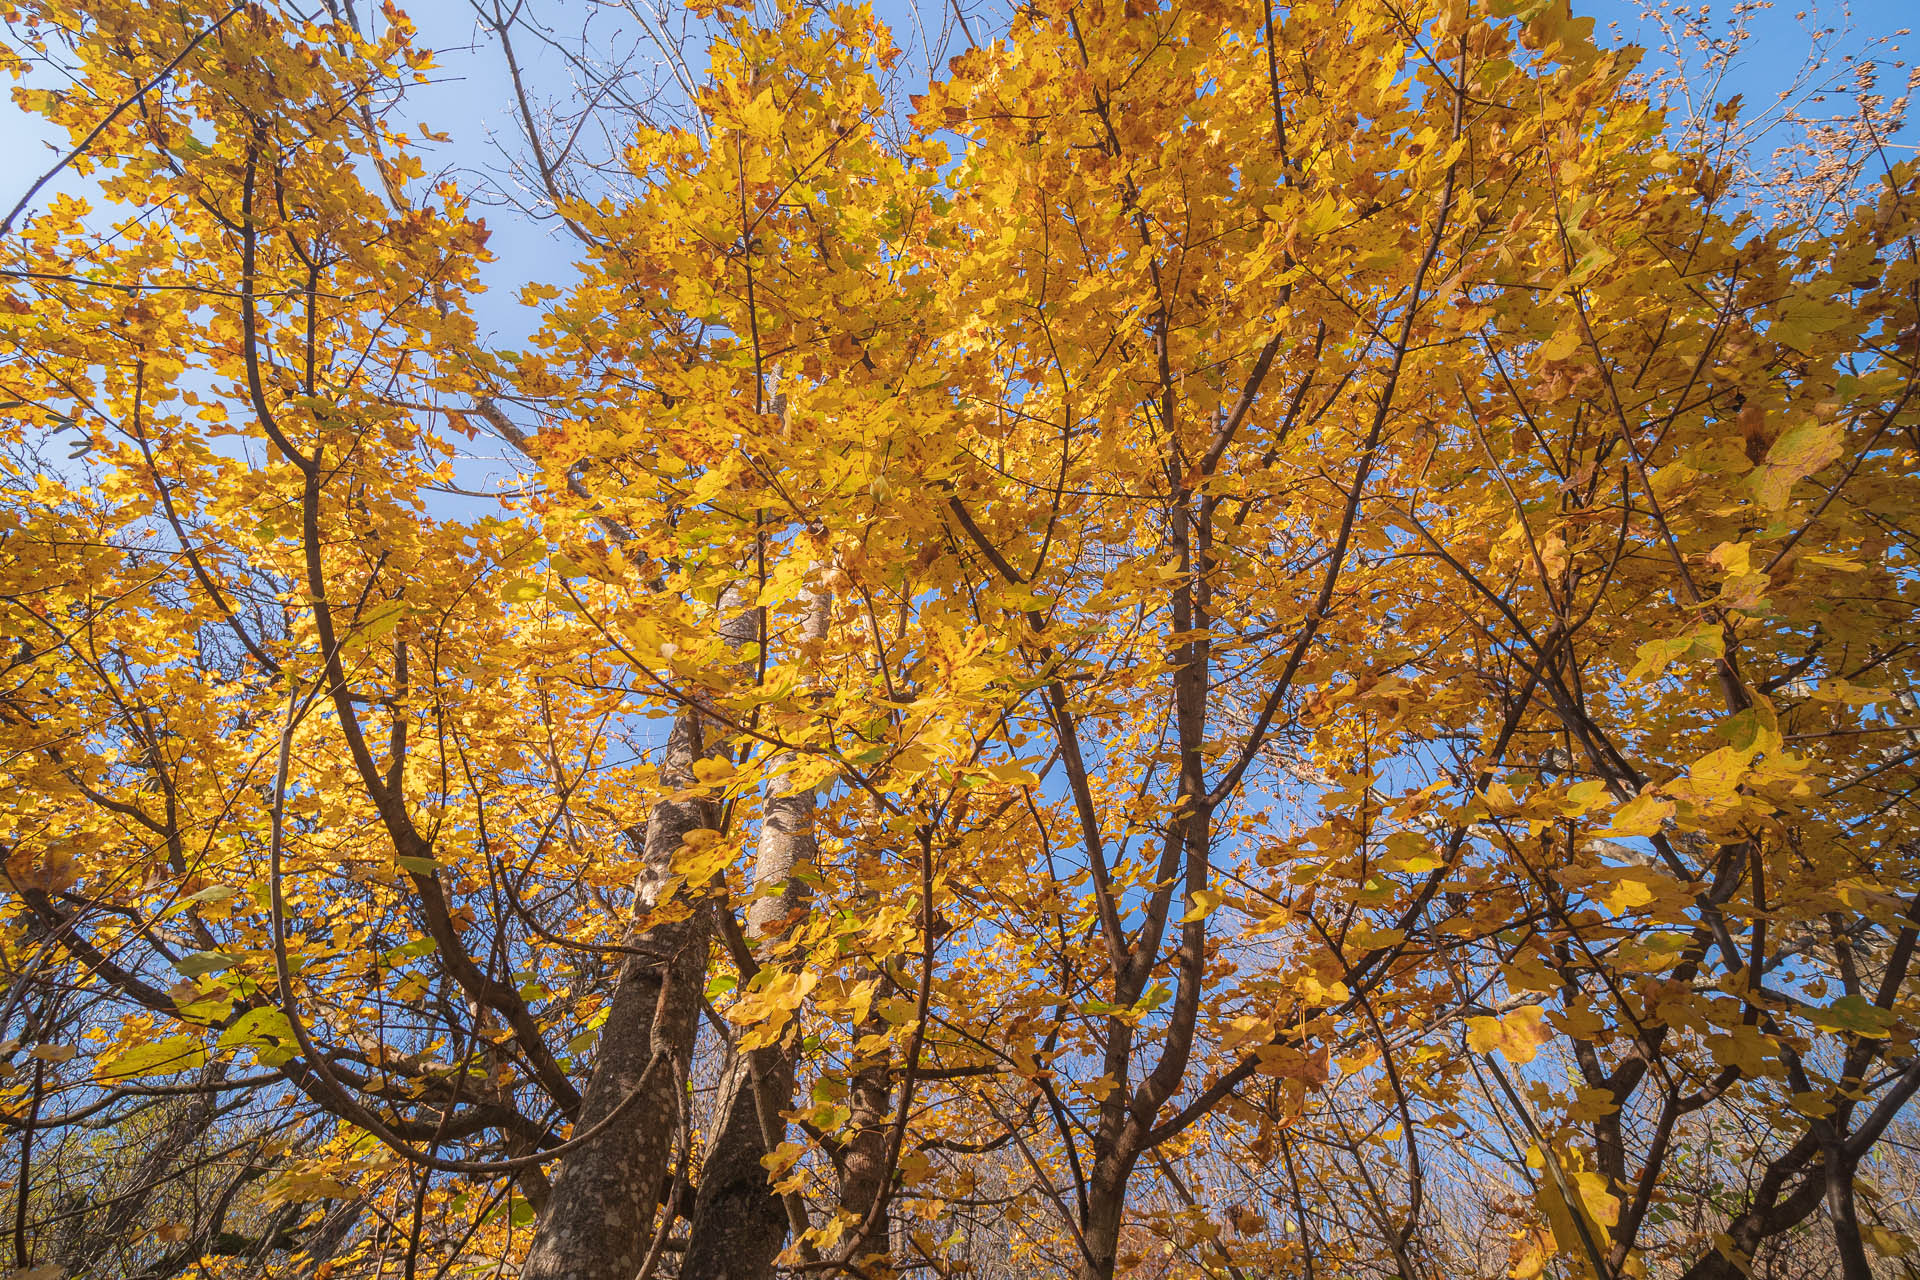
[2,0,1917,1277]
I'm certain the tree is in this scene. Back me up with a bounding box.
[2,0,1916,1277]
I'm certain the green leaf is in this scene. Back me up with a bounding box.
[175,951,241,978]
[217,1007,298,1066]
[1811,995,1895,1038]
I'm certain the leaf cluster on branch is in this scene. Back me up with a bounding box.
[1,0,1917,1277]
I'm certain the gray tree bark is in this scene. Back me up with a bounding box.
[682,582,831,1280]
[519,707,716,1280]
[837,1006,892,1261]
[678,777,816,1280]
[523,598,753,1280]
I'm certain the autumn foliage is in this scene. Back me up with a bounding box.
[1,0,1917,1277]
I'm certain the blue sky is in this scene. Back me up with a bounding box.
[3,0,1913,354]
[377,0,1920,350]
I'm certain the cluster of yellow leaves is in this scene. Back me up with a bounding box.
[2,0,1917,1273]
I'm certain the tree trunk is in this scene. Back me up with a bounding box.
[1078,1155,1136,1280]
[679,780,815,1280]
[837,1026,892,1260]
[682,581,831,1280]
[520,708,717,1280]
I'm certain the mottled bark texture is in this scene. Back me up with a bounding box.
[834,862,895,1254]
[682,583,831,1280]
[524,596,753,1280]
[520,709,716,1280]
[839,1026,892,1238]
[679,779,815,1280]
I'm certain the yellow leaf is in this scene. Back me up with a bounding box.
[1600,792,1672,839]
[1711,1233,1755,1277]
[1568,1086,1619,1122]
[99,1034,206,1081]
[1181,888,1224,922]
[1483,779,1521,815]
[1508,1223,1555,1280]
[1753,422,1843,511]
[1572,1171,1620,1228]
[1502,953,1559,994]
[1534,1157,1615,1279]
[1600,872,1655,913]
[1537,324,1581,362]
[1864,1225,1914,1258]
[1383,830,1441,871]
[1707,1025,1775,1076]
[672,828,731,885]
[1628,626,1724,682]
[1685,747,1747,798]
[1466,1005,1551,1064]
[1559,779,1612,815]
[1708,541,1752,575]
